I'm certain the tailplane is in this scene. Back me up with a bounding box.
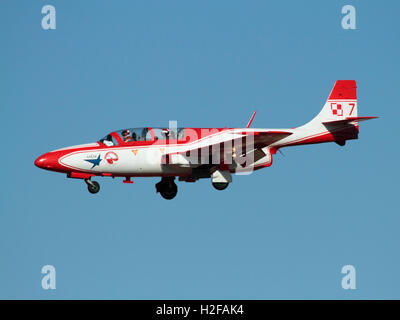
[297,80,377,146]
[304,80,377,128]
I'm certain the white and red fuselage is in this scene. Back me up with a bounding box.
[34,80,376,199]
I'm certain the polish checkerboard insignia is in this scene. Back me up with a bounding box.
[331,103,343,116]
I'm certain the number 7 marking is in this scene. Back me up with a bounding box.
[349,103,355,116]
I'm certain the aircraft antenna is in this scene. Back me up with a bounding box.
[246,111,257,128]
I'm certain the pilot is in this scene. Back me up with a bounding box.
[122,129,132,142]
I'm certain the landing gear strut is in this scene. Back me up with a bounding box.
[156,177,178,200]
[85,179,100,194]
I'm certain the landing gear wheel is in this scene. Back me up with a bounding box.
[160,183,177,200]
[156,178,178,200]
[87,180,100,194]
[212,182,229,191]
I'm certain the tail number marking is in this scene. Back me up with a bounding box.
[349,103,355,116]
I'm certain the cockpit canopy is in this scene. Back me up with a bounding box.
[116,127,152,143]
[152,127,185,140]
[99,127,185,146]
[99,134,118,146]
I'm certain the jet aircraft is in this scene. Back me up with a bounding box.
[35,80,377,199]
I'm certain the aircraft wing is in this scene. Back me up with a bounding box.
[251,130,294,147]
[164,130,293,167]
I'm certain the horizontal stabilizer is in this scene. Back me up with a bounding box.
[346,116,378,122]
[322,116,378,125]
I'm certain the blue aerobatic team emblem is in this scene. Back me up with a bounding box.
[85,154,102,168]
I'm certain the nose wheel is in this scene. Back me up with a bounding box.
[156,177,178,200]
[85,179,100,194]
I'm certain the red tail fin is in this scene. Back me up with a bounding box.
[328,80,357,100]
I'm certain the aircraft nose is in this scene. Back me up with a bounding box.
[34,152,60,171]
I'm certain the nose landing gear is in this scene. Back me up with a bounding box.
[156,177,178,200]
[85,179,100,194]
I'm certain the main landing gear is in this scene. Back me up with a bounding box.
[85,179,100,194]
[156,177,178,200]
[212,182,229,191]
[211,170,231,191]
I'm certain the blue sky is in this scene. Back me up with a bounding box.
[0,0,399,299]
